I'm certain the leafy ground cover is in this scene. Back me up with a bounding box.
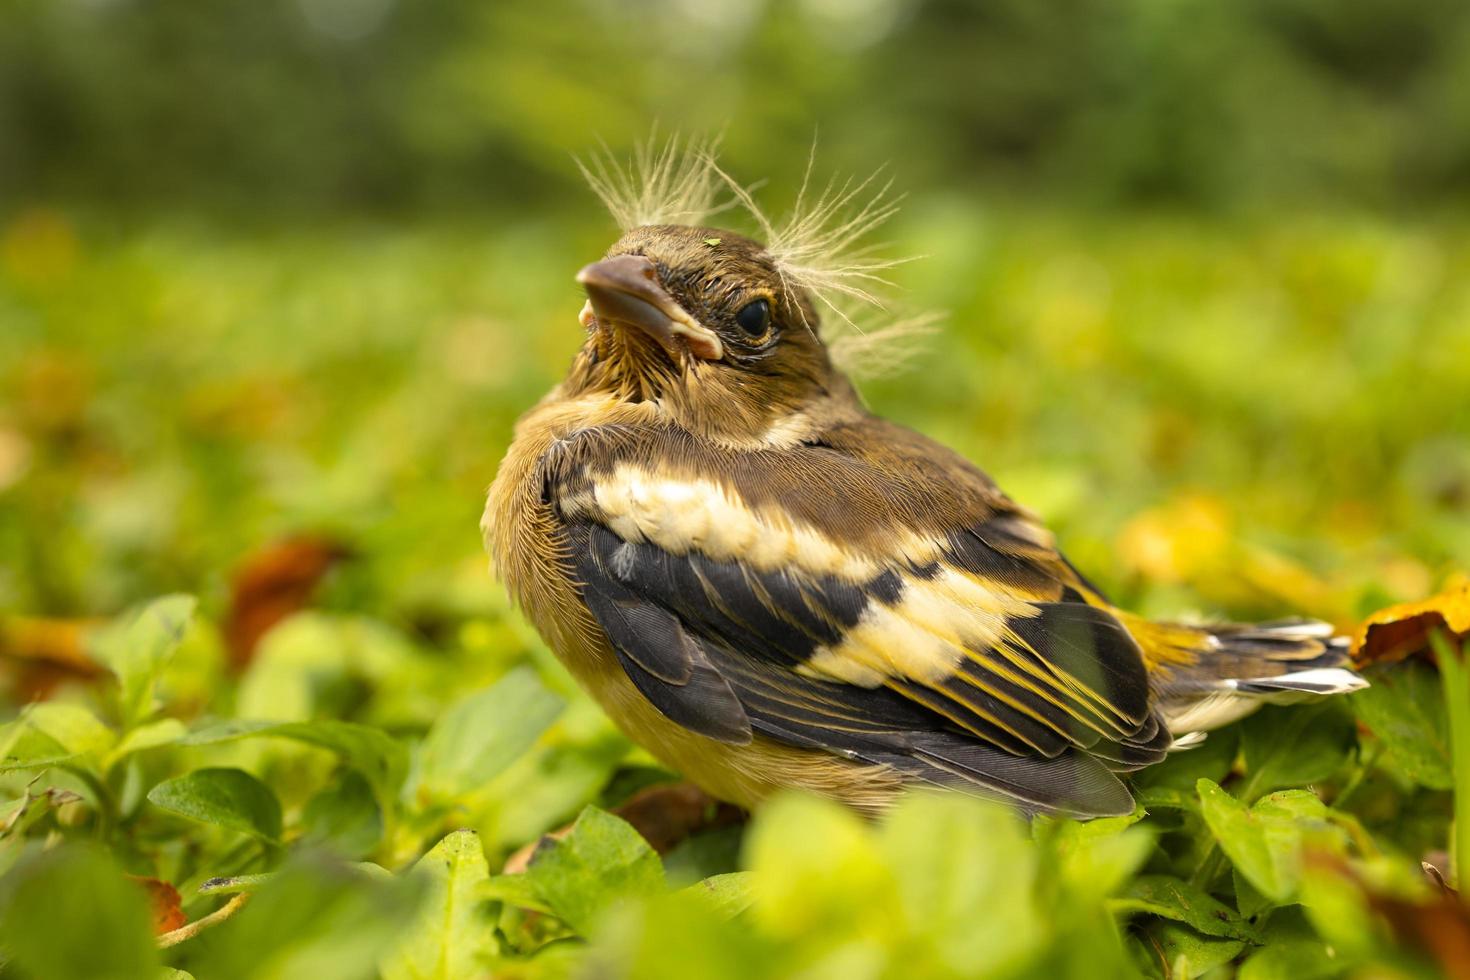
[1,208,1469,978]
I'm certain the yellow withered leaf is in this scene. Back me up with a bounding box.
[1353,574,1470,667]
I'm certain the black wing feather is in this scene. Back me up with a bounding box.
[569,522,1152,816]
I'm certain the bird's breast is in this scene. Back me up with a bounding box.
[481,392,907,810]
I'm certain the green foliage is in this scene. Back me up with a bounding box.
[0,593,1462,975]
[148,768,284,843]
[381,831,493,980]
[0,844,159,980]
[3,124,1469,975]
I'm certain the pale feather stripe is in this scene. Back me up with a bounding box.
[800,568,1035,687]
[572,462,943,578]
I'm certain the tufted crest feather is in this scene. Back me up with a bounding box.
[710,147,914,323]
[824,308,943,379]
[576,133,730,230]
[578,134,931,378]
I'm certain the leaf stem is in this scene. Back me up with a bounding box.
[62,764,118,840]
[1434,631,1470,897]
[157,893,250,948]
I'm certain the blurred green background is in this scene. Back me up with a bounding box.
[2,4,1470,977]
[3,0,1469,629]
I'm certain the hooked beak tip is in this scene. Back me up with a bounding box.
[575,255,723,361]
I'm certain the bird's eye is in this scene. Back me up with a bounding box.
[734,299,771,338]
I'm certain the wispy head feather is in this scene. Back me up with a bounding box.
[707,145,916,333]
[576,132,730,230]
[579,134,931,378]
[825,308,942,379]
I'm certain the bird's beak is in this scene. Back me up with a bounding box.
[576,255,723,361]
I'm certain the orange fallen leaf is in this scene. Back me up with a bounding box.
[1353,574,1470,667]
[1370,886,1470,980]
[0,615,106,701]
[224,534,353,670]
[128,875,186,935]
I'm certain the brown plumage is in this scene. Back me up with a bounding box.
[484,163,1364,817]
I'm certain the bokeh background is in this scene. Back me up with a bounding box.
[4,0,1470,657]
[3,3,1470,976]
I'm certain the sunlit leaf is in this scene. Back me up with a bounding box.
[677,872,754,919]
[105,717,187,771]
[744,792,890,944]
[20,701,115,759]
[91,594,197,729]
[413,668,563,804]
[1042,809,1153,902]
[524,805,664,934]
[882,791,1046,972]
[381,829,496,980]
[1196,780,1342,904]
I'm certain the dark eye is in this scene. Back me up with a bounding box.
[734,298,771,337]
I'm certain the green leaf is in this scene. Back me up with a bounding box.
[381,829,495,980]
[147,767,283,841]
[0,789,81,876]
[743,792,890,941]
[524,805,664,934]
[1239,702,1356,799]
[187,857,424,980]
[1043,810,1154,902]
[1238,942,1343,980]
[1352,661,1452,789]
[881,792,1047,974]
[413,669,564,804]
[184,718,408,813]
[1233,867,1273,919]
[1196,780,1338,903]
[1138,921,1246,979]
[105,717,186,770]
[199,872,277,896]
[481,873,554,915]
[0,843,159,980]
[302,771,383,858]
[1237,907,1344,980]
[677,872,754,918]
[1112,875,1261,941]
[92,594,196,729]
[21,702,116,758]
[1133,726,1239,793]
[0,718,75,772]
[199,864,391,896]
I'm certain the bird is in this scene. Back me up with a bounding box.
[483,140,1366,818]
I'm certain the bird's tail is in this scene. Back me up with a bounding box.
[1120,615,1367,736]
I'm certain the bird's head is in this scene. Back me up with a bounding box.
[567,223,842,442]
[558,136,926,445]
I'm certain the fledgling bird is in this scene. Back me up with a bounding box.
[483,142,1366,818]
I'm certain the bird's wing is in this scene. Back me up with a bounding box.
[550,417,1166,815]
